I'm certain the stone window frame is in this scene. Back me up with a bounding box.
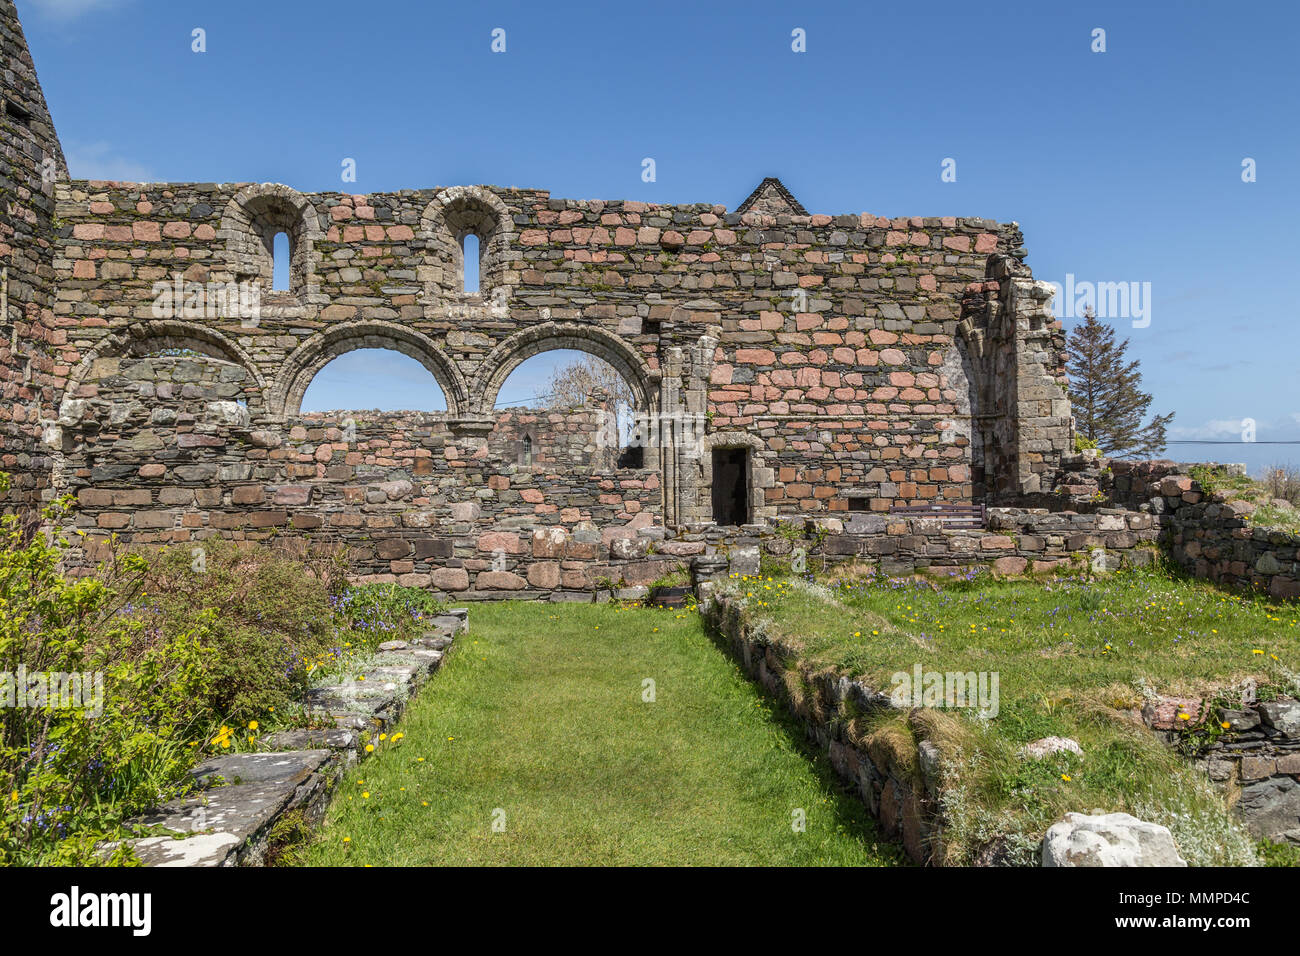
[219,184,324,313]
[419,186,515,306]
[518,429,537,468]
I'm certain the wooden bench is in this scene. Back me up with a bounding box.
[888,503,986,529]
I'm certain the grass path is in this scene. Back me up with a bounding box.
[302,601,902,866]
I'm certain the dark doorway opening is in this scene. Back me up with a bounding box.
[711,447,750,526]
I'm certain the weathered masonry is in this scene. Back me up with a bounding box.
[1,1,1079,594]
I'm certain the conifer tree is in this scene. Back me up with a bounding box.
[1066,308,1173,458]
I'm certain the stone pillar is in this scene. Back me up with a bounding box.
[961,255,1072,502]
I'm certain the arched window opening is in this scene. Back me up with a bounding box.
[493,348,644,469]
[520,433,533,467]
[299,349,449,413]
[462,233,480,294]
[272,231,291,291]
[224,190,313,299]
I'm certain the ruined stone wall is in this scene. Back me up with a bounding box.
[59,351,668,593]
[0,0,67,508]
[0,0,1077,584]
[1107,459,1300,600]
[44,176,1071,544]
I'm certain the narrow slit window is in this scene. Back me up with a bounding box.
[4,99,31,125]
[462,233,480,294]
[521,433,533,466]
[271,231,291,291]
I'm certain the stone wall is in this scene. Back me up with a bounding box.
[1107,459,1300,600]
[52,349,1157,598]
[687,505,1160,583]
[42,176,1074,539]
[1143,692,1300,846]
[0,0,67,509]
[58,352,676,595]
[703,591,943,864]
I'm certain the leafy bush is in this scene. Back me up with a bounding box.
[137,538,340,721]
[0,481,211,865]
[0,473,448,863]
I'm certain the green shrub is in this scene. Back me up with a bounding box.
[138,539,339,721]
[0,480,211,865]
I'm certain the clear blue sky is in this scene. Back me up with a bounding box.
[19,0,1300,473]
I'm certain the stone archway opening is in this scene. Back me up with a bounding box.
[273,321,469,419]
[300,349,450,414]
[491,348,647,473]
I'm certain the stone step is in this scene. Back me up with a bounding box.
[106,750,333,867]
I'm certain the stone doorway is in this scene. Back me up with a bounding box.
[711,447,750,526]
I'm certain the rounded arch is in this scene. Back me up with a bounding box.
[219,183,323,299]
[272,320,469,417]
[67,319,268,395]
[419,186,515,301]
[473,321,658,416]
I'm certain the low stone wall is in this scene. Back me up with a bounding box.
[62,395,1300,604]
[1143,692,1300,846]
[691,505,1161,583]
[109,609,467,866]
[702,591,943,864]
[1108,460,1300,600]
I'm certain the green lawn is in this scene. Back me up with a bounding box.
[726,564,1300,866]
[302,601,903,866]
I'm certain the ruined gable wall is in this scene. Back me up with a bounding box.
[0,0,67,509]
